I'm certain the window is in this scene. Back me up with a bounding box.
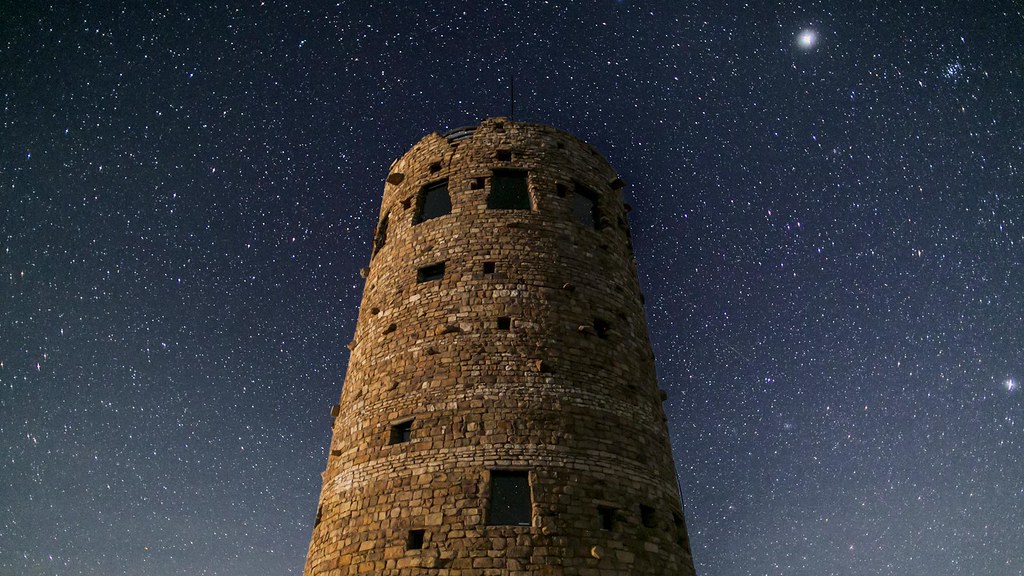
[497,317,511,330]
[429,161,442,173]
[495,149,512,161]
[673,512,691,550]
[597,506,616,531]
[483,261,496,274]
[640,504,656,528]
[372,212,389,257]
[488,470,532,526]
[406,529,425,550]
[593,318,610,339]
[572,184,600,229]
[417,262,445,283]
[488,170,530,210]
[314,504,323,527]
[415,180,451,223]
[389,419,413,444]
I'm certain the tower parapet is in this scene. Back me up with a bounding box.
[305,118,696,575]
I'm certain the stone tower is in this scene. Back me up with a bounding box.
[305,118,696,575]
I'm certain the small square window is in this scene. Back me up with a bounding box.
[389,420,413,444]
[429,161,442,173]
[471,177,485,190]
[497,317,511,330]
[488,470,532,526]
[556,183,568,198]
[483,261,496,274]
[488,170,530,210]
[406,529,425,550]
[597,506,616,531]
[640,504,656,528]
[417,262,445,283]
[593,318,610,339]
[495,149,512,161]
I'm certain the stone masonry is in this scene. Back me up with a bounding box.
[304,118,696,575]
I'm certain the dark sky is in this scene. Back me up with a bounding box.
[3,2,1022,575]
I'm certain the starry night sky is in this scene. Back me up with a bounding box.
[3,2,1022,575]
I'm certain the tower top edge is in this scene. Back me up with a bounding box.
[397,117,610,165]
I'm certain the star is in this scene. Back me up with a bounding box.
[1006,378,1018,392]
[797,28,818,49]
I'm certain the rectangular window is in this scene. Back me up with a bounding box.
[372,212,389,257]
[415,180,451,223]
[572,183,599,229]
[597,506,616,531]
[389,419,413,444]
[417,262,445,283]
[593,318,610,339]
[406,529,425,550]
[483,261,496,274]
[640,504,656,528]
[487,170,530,210]
[488,470,532,526]
[497,317,511,330]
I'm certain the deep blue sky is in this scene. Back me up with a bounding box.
[3,2,1022,575]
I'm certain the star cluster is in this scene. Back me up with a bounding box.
[2,2,1022,575]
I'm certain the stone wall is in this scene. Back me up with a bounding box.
[304,118,696,575]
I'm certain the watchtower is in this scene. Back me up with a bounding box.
[305,118,696,575]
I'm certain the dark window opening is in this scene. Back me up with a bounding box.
[483,261,496,274]
[471,177,485,190]
[488,470,532,526]
[572,184,600,229]
[494,123,505,132]
[556,183,568,198]
[389,420,413,444]
[593,318,611,339]
[673,512,691,551]
[497,317,511,330]
[556,142,565,149]
[640,504,656,528]
[402,197,412,210]
[372,212,389,257]
[598,506,616,531]
[314,504,323,527]
[417,262,445,283]
[495,149,512,161]
[406,529,425,550]
[429,161,442,173]
[415,180,451,223]
[488,170,530,210]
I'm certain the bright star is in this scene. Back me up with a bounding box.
[797,29,817,49]
[1006,378,1017,392]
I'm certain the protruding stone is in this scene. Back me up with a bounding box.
[578,325,597,336]
[382,323,397,334]
[386,172,405,185]
[359,267,369,278]
[437,323,460,335]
